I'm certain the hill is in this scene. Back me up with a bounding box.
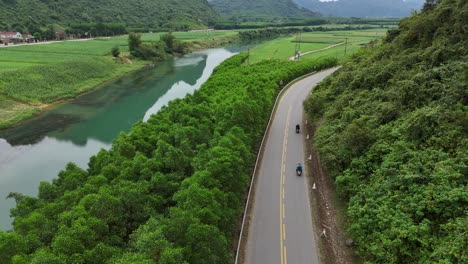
[208,0,320,21]
[294,0,425,17]
[306,0,467,262]
[0,0,218,32]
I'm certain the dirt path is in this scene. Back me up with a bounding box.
[304,122,356,264]
[0,38,96,48]
[290,42,345,61]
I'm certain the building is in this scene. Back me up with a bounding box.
[0,32,24,45]
[23,33,39,43]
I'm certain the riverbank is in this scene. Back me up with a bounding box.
[0,59,144,129]
[0,32,239,129]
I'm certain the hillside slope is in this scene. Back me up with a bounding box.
[208,0,319,21]
[0,0,218,31]
[294,0,425,17]
[306,0,467,262]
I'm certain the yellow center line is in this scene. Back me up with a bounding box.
[283,203,285,219]
[283,224,286,240]
[280,106,292,264]
[284,246,288,264]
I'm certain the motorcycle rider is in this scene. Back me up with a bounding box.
[296,163,302,174]
[296,124,300,133]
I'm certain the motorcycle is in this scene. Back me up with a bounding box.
[296,124,300,134]
[296,164,302,176]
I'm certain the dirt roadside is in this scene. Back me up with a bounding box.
[303,119,357,264]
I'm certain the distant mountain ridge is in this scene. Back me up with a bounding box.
[208,0,320,20]
[0,0,218,31]
[293,0,425,17]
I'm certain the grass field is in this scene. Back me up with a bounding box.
[248,28,388,63]
[0,95,38,129]
[0,30,239,128]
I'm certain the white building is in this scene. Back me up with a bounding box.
[0,32,23,44]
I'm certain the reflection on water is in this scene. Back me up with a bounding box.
[0,48,242,230]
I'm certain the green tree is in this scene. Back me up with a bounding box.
[128,33,142,56]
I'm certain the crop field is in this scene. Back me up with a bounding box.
[0,39,130,73]
[248,38,331,62]
[0,95,38,129]
[0,38,136,128]
[248,29,387,63]
[0,30,240,128]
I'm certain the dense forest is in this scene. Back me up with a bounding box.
[208,0,319,22]
[0,0,218,33]
[0,51,336,262]
[306,0,467,262]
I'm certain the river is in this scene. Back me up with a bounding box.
[0,47,244,230]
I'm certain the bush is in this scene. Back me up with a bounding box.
[111,46,120,57]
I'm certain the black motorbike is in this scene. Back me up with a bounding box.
[296,124,300,133]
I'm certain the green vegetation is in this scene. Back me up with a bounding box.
[0,52,337,263]
[214,17,400,30]
[248,28,387,63]
[0,0,218,32]
[0,57,133,103]
[128,32,190,61]
[0,95,38,129]
[0,37,142,128]
[305,0,467,262]
[0,31,240,128]
[209,0,319,21]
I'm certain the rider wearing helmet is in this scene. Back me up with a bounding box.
[296,163,302,172]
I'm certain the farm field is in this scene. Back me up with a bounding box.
[0,30,239,128]
[0,31,238,74]
[248,28,388,63]
[0,95,38,128]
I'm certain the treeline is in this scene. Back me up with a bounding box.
[213,17,400,30]
[67,23,127,38]
[0,53,337,263]
[301,25,384,33]
[305,0,467,263]
[128,32,189,61]
[214,18,329,30]
[239,27,301,41]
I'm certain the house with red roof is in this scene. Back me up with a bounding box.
[0,32,23,45]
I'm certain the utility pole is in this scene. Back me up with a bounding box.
[294,32,302,61]
[247,48,250,65]
[344,37,348,56]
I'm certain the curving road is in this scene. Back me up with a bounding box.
[244,68,338,264]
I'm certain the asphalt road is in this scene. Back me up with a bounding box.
[244,68,338,264]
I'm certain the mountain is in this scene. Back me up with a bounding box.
[208,0,320,21]
[293,0,426,17]
[0,0,218,31]
[306,0,467,262]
